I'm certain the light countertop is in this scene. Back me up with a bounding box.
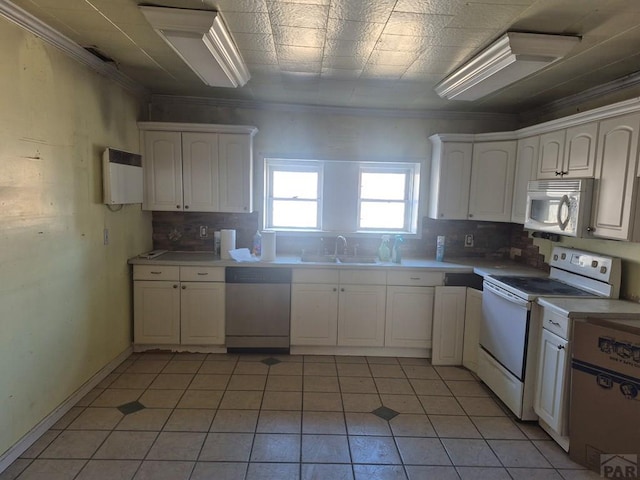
[128,251,546,277]
[537,297,640,319]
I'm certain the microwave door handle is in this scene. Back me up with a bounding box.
[557,195,570,231]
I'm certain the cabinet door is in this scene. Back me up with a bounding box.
[338,285,386,347]
[218,133,253,213]
[534,328,568,434]
[432,286,466,365]
[385,286,434,348]
[462,288,482,373]
[512,136,539,223]
[469,141,516,222]
[429,142,472,219]
[537,130,566,179]
[180,282,225,345]
[134,280,180,344]
[563,122,598,178]
[291,284,339,346]
[591,113,640,240]
[143,131,183,211]
[182,132,219,212]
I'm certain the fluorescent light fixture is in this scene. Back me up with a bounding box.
[140,6,249,88]
[435,32,580,101]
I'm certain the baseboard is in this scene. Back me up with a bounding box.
[290,345,431,358]
[0,345,133,473]
[132,344,227,354]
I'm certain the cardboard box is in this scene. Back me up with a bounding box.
[570,318,640,479]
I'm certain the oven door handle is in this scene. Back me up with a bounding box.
[484,281,531,308]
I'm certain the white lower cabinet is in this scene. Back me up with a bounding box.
[385,286,434,348]
[134,280,181,344]
[338,284,387,347]
[462,288,482,373]
[290,283,339,346]
[133,265,224,346]
[432,286,467,365]
[534,327,569,437]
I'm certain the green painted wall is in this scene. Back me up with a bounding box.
[0,19,151,456]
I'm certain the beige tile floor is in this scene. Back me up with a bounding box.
[1,353,602,480]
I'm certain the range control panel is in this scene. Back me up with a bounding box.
[550,247,620,283]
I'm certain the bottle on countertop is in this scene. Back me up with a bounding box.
[436,235,445,262]
[391,235,404,264]
[378,235,391,262]
[251,230,262,256]
[214,231,221,257]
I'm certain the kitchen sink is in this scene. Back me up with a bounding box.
[300,254,339,263]
[336,256,378,264]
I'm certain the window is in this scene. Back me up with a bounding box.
[264,158,420,235]
[265,160,322,230]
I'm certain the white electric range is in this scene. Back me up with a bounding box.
[478,247,621,420]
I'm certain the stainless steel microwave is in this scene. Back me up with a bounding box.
[524,178,593,237]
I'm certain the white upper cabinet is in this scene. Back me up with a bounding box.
[469,140,517,222]
[428,137,472,220]
[512,136,539,224]
[537,123,598,179]
[139,122,257,213]
[590,113,640,241]
[143,131,183,211]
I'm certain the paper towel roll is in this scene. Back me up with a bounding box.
[261,230,276,262]
[220,229,236,260]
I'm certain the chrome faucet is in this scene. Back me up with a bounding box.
[335,235,347,256]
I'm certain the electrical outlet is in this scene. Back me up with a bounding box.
[464,234,474,247]
[199,225,208,239]
[103,228,109,245]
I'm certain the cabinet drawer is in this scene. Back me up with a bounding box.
[542,308,570,339]
[386,270,444,286]
[293,268,339,284]
[133,265,180,281]
[180,266,225,282]
[339,269,387,285]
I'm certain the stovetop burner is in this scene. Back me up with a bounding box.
[489,275,594,297]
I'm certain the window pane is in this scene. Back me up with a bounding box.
[272,200,318,228]
[273,171,318,198]
[359,202,405,229]
[361,172,406,200]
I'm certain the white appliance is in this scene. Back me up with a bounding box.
[102,148,143,205]
[478,247,620,420]
[524,178,593,237]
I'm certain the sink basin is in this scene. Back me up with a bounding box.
[300,254,338,263]
[337,256,378,264]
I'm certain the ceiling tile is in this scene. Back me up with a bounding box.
[267,2,329,28]
[426,28,498,48]
[279,61,322,74]
[322,56,368,69]
[243,49,279,65]
[446,3,529,29]
[207,0,269,13]
[376,34,430,52]
[231,33,276,52]
[324,39,376,57]
[220,12,272,33]
[360,64,405,80]
[394,0,465,15]
[326,18,385,42]
[367,50,417,67]
[383,12,452,36]
[264,0,329,4]
[271,25,325,47]
[329,0,396,22]
[276,45,323,63]
[321,68,362,79]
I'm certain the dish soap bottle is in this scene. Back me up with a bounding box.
[378,235,391,262]
[392,235,404,264]
[251,230,262,257]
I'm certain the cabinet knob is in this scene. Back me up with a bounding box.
[185,205,189,209]
[555,171,562,176]
[173,284,178,288]
[468,214,474,218]
[244,206,248,211]
[182,285,186,289]
[439,213,444,218]
[557,344,565,350]
[340,288,345,292]
[176,205,180,209]
[333,287,337,292]
[586,226,595,233]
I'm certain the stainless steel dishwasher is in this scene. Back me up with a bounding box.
[225,267,292,352]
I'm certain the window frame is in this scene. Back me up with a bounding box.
[264,159,323,231]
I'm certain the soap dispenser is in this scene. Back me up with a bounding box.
[391,235,404,264]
